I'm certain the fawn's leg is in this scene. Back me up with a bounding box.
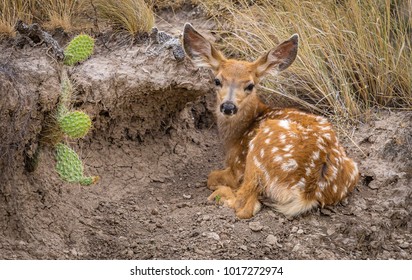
[207,186,236,206]
[232,167,262,219]
[207,167,237,190]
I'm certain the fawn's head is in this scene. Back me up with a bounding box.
[183,23,298,117]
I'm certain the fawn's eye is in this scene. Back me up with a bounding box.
[214,78,222,87]
[245,83,255,91]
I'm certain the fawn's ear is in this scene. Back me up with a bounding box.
[254,34,299,78]
[183,23,225,71]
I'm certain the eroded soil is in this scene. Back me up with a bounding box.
[0,12,411,259]
[1,104,411,259]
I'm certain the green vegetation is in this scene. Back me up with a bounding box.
[58,111,92,139]
[55,143,98,186]
[63,34,95,66]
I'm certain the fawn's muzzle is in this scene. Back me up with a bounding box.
[220,102,238,115]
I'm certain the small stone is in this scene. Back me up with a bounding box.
[70,248,78,256]
[292,243,301,252]
[205,232,220,241]
[183,194,192,199]
[240,245,248,251]
[194,182,203,188]
[326,228,335,235]
[202,215,211,221]
[249,221,263,232]
[399,242,409,249]
[265,234,280,247]
[151,208,159,215]
[297,229,304,234]
[291,226,298,233]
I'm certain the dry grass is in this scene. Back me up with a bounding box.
[0,0,155,35]
[94,0,154,35]
[38,0,87,31]
[200,0,412,119]
[0,0,34,37]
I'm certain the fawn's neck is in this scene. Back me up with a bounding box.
[216,95,269,151]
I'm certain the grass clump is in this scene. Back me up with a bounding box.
[0,0,33,37]
[94,0,155,35]
[38,0,87,31]
[0,0,155,36]
[202,0,412,119]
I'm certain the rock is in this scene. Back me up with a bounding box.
[70,248,78,256]
[297,229,304,234]
[202,215,211,221]
[265,234,281,247]
[183,194,192,199]
[399,242,409,249]
[204,232,220,241]
[249,221,263,232]
[326,228,335,236]
[291,226,298,233]
[151,208,159,215]
[240,245,248,251]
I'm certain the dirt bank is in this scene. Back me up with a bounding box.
[0,26,411,259]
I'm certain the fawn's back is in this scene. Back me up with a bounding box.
[183,23,359,218]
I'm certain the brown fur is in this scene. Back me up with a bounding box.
[183,23,359,219]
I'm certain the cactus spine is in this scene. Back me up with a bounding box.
[63,34,95,66]
[53,34,97,185]
[55,143,98,186]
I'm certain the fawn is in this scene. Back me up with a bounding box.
[183,23,359,219]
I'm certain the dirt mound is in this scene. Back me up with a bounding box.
[0,28,411,259]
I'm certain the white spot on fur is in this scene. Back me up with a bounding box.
[278,119,290,130]
[332,148,341,156]
[254,156,271,185]
[318,180,328,191]
[274,155,283,162]
[330,165,338,180]
[263,127,270,134]
[316,191,322,199]
[279,134,286,144]
[281,159,298,172]
[271,147,279,153]
[309,160,315,168]
[283,144,293,152]
[312,150,320,160]
[316,116,328,125]
[305,167,311,176]
[293,178,306,189]
[323,133,331,141]
[268,131,273,136]
[260,149,265,158]
[264,139,270,144]
[332,184,338,193]
[320,125,331,131]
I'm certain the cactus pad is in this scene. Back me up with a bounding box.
[58,111,91,139]
[64,34,95,66]
[55,143,98,186]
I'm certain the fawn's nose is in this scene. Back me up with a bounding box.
[220,102,238,115]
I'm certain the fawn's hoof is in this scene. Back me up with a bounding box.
[207,186,236,207]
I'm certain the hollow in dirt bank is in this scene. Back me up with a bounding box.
[0,30,411,259]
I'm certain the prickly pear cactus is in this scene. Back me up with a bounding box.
[58,111,92,139]
[63,34,95,66]
[55,143,98,186]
